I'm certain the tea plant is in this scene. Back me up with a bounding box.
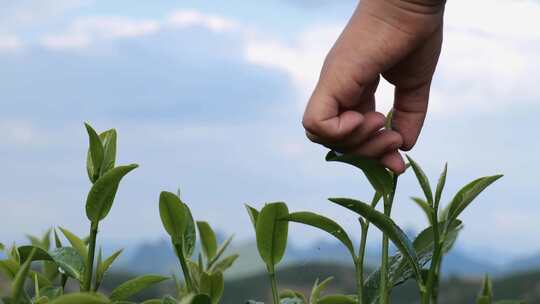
[0,123,237,304]
[246,151,524,304]
[0,123,528,303]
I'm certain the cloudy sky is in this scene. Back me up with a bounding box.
[1,0,539,260]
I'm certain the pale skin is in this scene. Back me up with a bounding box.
[303,0,445,173]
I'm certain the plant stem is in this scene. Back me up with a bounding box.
[83,221,98,292]
[268,267,280,304]
[357,192,380,304]
[380,175,398,304]
[356,224,368,304]
[174,242,194,292]
[423,191,443,303]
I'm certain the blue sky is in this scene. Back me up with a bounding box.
[1,0,539,260]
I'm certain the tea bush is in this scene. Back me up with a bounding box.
[0,124,524,304]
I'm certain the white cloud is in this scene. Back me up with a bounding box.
[41,16,160,50]
[0,121,42,146]
[167,10,237,32]
[244,0,540,118]
[40,10,239,51]
[0,34,23,52]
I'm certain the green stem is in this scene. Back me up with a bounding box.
[423,193,443,303]
[380,175,398,304]
[174,242,194,292]
[356,224,368,304]
[269,267,280,304]
[357,192,381,304]
[83,222,98,292]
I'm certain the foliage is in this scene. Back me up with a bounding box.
[0,123,517,304]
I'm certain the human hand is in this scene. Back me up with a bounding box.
[302,0,445,173]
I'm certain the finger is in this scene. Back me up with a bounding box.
[392,82,430,151]
[354,76,380,114]
[380,151,406,174]
[335,112,386,150]
[344,129,403,158]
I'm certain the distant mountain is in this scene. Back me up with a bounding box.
[119,237,500,279]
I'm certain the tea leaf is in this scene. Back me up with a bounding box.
[317,294,357,304]
[58,227,88,260]
[159,191,189,244]
[49,247,86,282]
[208,235,234,269]
[326,151,393,195]
[184,206,197,258]
[406,155,433,204]
[477,274,493,304]
[410,197,434,226]
[434,163,448,206]
[285,212,355,258]
[12,248,35,301]
[200,271,224,304]
[99,129,117,176]
[328,198,422,282]
[197,221,218,263]
[17,246,52,262]
[39,286,63,300]
[0,259,19,279]
[245,204,260,230]
[445,175,503,223]
[85,123,105,183]
[86,164,139,222]
[97,249,123,286]
[49,293,109,304]
[256,202,289,268]
[310,277,333,304]
[210,254,239,273]
[110,275,169,301]
[280,290,307,304]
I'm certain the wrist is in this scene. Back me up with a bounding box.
[389,0,446,15]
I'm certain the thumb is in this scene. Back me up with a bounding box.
[391,83,430,151]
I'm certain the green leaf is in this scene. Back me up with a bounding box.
[200,271,224,304]
[159,191,188,243]
[12,248,35,301]
[85,122,105,183]
[184,206,197,258]
[86,164,138,222]
[385,109,394,130]
[363,220,463,303]
[0,259,19,279]
[255,202,289,268]
[445,175,503,224]
[209,254,239,273]
[434,163,448,206]
[477,274,493,304]
[49,293,109,304]
[328,198,422,283]
[17,246,52,262]
[39,286,63,300]
[208,235,234,269]
[410,197,434,226]
[99,129,117,176]
[245,204,259,230]
[197,222,218,263]
[110,275,169,301]
[58,227,88,261]
[53,229,63,248]
[317,294,357,304]
[97,249,123,286]
[49,247,86,282]
[406,155,433,204]
[326,151,393,195]
[310,277,333,304]
[0,243,4,251]
[285,212,355,259]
